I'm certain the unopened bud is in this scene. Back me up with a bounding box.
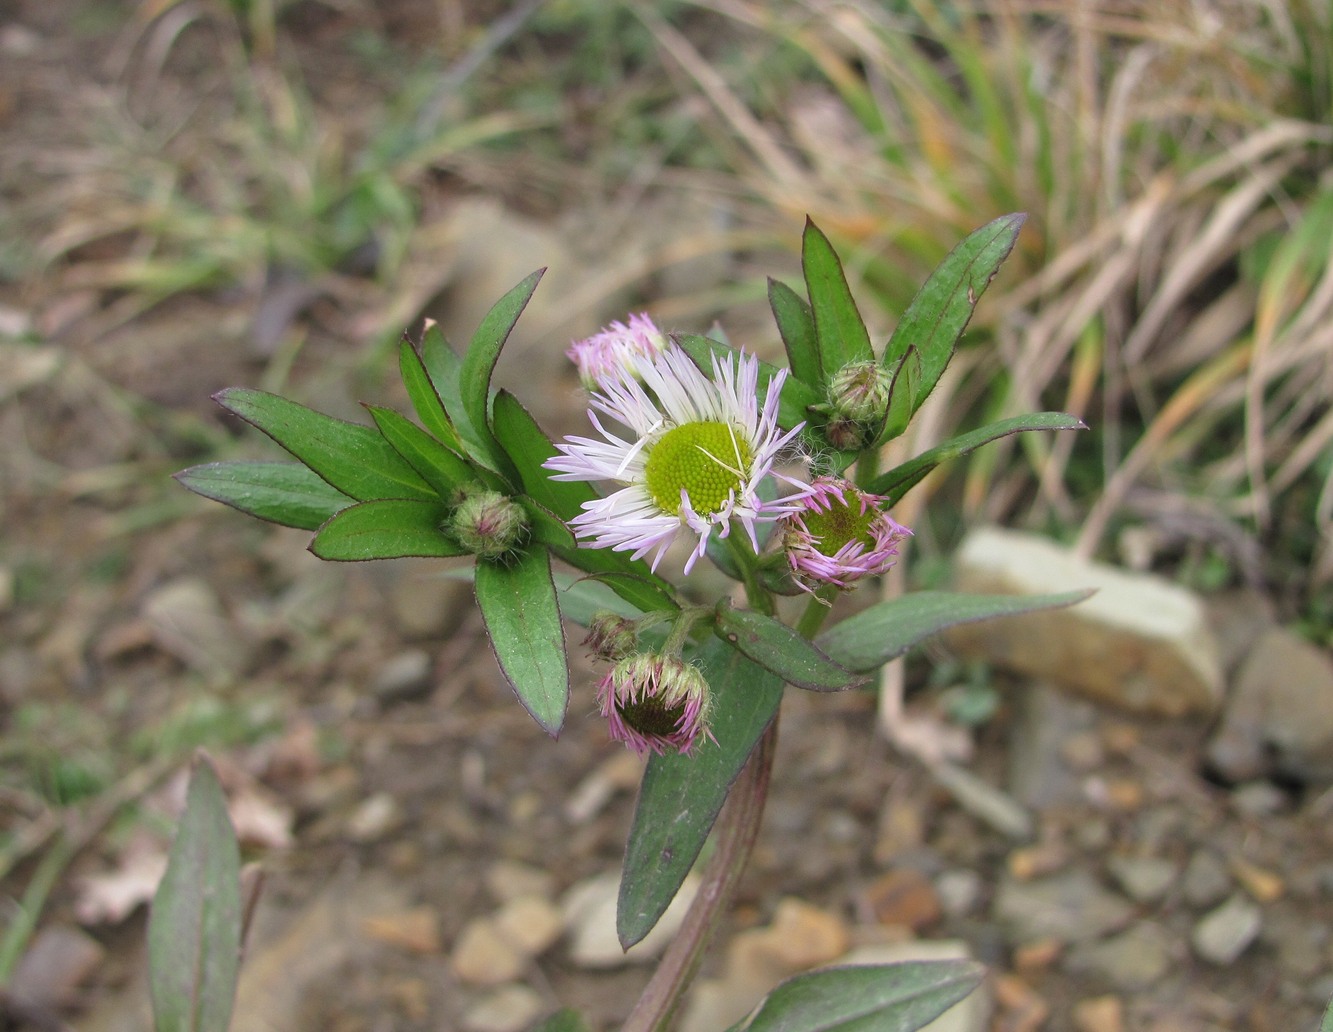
[828,361,892,424]
[449,491,528,559]
[583,611,638,661]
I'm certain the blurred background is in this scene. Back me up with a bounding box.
[2,1,1331,1029]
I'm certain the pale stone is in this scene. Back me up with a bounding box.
[142,577,253,678]
[1192,895,1263,964]
[947,527,1223,716]
[451,917,526,985]
[461,985,545,1032]
[561,871,699,968]
[493,894,563,958]
[485,860,556,904]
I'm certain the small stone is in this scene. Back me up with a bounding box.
[361,906,441,954]
[9,924,105,1008]
[1007,841,1068,881]
[389,571,474,640]
[1231,780,1289,816]
[461,984,545,1032]
[564,751,643,824]
[451,917,526,985]
[1007,682,1097,808]
[1107,855,1178,903]
[993,870,1134,945]
[1230,857,1284,903]
[935,869,983,917]
[1192,895,1263,965]
[992,974,1050,1032]
[733,897,850,973]
[562,871,699,968]
[930,761,1033,841]
[1061,731,1105,772]
[1182,850,1231,908]
[874,795,926,863]
[493,895,563,958]
[485,860,556,904]
[1073,995,1125,1032]
[1068,922,1173,991]
[863,869,941,931]
[1013,938,1063,973]
[346,792,404,843]
[142,577,253,677]
[371,649,432,705]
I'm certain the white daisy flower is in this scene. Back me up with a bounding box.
[544,343,807,573]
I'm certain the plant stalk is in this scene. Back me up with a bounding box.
[621,716,780,1032]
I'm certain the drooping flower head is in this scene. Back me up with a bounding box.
[781,477,910,591]
[597,652,714,756]
[544,343,807,573]
[566,313,670,388]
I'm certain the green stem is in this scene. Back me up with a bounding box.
[795,587,838,639]
[621,716,780,1032]
[725,532,773,617]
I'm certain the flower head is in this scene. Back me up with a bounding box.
[450,490,529,559]
[597,652,713,756]
[781,477,910,591]
[566,313,670,388]
[544,343,807,573]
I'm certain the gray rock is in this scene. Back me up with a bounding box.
[1006,682,1098,808]
[1067,921,1174,990]
[1106,855,1178,904]
[1191,895,1263,964]
[1182,850,1232,909]
[946,528,1223,716]
[993,870,1135,945]
[372,649,433,705]
[1206,626,1333,784]
[461,985,545,1032]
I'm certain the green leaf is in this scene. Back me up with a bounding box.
[418,323,509,480]
[216,388,436,502]
[147,755,241,1032]
[618,638,784,947]
[365,405,478,500]
[817,590,1092,673]
[175,461,354,531]
[673,333,821,431]
[803,218,874,377]
[879,213,1026,440]
[457,270,544,475]
[520,497,577,551]
[1321,996,1333,1032]
[491,389,597,521]
[868,412,1086,506]
[768,276,820,385]
[730,960,985,1032]
[527,1009,591,1032]
[310,499,464,560]
[714,603,867,692]
[399,335,465,454]
[475,544,569,734]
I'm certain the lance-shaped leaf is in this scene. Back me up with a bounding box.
[868,412,1087,506]
[175,461,354,531]
[418,323,510,480]
[817,590,1092,673]
[714,603,867,692]
[879,213,1026,441]
[768,276,820,385]
[365,405,480,500]
[1321,997,1333,1032]
[310,499,464,560]
[618,638,784,947]
[147,755,241,1032]
[520,497,577,551]
[475,544,569,735]
[457,269,544,477]
[528,1010,591,1032]
[803,218,874,378]
[399,335,465,454]
[729,960,985,1032]
[673,333,820,432]
[216,388,436,502]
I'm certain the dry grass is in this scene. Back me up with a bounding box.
[631,0,1333,609]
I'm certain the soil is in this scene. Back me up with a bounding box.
[3,4,1333,1032]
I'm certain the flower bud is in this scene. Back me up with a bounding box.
[598,653,714,756]
[822,361,892,450]
[449,491,529,559]
[583,611,638,662]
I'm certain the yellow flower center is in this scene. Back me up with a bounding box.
[801,499,875,556]
[644,421,752,517]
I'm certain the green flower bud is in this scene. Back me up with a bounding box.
[583,611,638,662]
[449,491,528,559]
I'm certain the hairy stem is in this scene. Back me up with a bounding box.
[621,716,780,1032]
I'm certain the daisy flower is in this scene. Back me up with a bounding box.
[544,343,807,573]
[781,477,910,591]
[566,313,669,388]
[597,653,714,756]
